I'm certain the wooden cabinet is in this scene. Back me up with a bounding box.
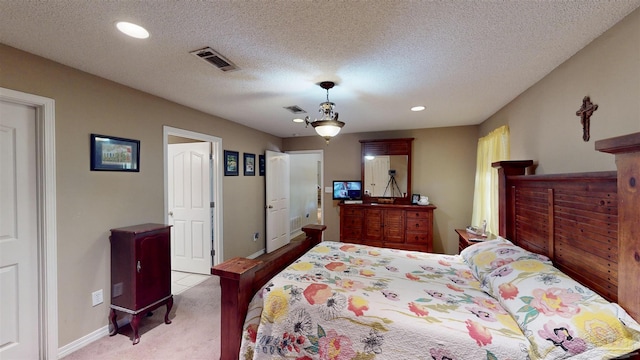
[340,203,435,252]
[108,223,173,345]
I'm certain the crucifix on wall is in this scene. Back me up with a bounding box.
[575,96,598,142]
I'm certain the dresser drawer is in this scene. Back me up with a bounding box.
[342,216,362,228]
[405,232,429,244]
[406,218,429,232]
[341,207,363,216]
[342,224,362,238]
[405,210,431,219]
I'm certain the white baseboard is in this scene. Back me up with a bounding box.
[57,317,130,358]
[247,248,265,259]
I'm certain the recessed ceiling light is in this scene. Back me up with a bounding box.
[411,106,426,112]
[292,118,305,123]
[115,21,149,39]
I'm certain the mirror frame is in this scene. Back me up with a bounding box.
[360,138,413,204]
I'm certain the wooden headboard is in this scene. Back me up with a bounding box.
[493,132,640,322]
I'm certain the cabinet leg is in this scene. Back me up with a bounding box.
[164,296,173,324]
[131,314,141,345]
[108,309,118,336]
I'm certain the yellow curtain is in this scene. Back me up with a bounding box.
[471,125,510,235]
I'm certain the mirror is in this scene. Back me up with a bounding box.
[364,155,408,197]
[360,138,413,203]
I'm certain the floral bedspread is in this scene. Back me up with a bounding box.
[239,242,530,359]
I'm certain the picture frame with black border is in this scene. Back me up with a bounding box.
[90,133,140,172]
[411,193,421,205]
[244,153,255,176]
[224,150,239,176]
[259,154,265,176]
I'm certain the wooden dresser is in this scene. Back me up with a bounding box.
[339,203,436,252]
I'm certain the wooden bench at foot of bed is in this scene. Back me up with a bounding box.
[211,224,326,360]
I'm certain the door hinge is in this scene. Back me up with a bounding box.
[210,201,215,208]
[211,249,215,256]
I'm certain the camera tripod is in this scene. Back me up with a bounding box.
[383,174,402,197]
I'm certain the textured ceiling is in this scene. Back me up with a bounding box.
[1,1,639,138]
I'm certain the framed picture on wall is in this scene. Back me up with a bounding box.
[90,133,140,172]
[244,153,255,176]
[224,150,239,176]
[259,154,265,176]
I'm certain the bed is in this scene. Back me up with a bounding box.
[213,132,640,360]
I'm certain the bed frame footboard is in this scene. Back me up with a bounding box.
[211,224,326,360]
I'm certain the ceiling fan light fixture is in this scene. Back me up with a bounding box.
[304,81,345,144]
[312,120,343,137]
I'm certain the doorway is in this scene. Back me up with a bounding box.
[163,126,223,271]
[0,87,58,359]
[287,150,324,237]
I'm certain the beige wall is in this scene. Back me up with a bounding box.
[481,8,640,174]
[284,125,479,254]
[0,44,281,347]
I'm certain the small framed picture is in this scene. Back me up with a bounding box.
[259,154,265,176]
[90,134,140,172]
[411,194,421,204]
[224,150,239,176]
[244,153,255,176]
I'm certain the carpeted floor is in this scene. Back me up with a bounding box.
[64,275,221,360]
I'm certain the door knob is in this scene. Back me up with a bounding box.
[268,205,273,209]
[168,211,173,216]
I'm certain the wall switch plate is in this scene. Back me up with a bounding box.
[324,187,332,193]
[92,289,104,307]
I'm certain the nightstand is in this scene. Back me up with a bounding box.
[455,228,496,253]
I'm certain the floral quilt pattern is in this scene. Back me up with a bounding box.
[239,242,530,360]
[485,259,640,359]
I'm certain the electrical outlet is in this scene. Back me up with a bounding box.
[92,289,103,307]
[253,232,259,241]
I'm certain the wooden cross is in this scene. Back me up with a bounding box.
[575,96,598,142]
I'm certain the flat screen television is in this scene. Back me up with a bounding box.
[333,180,362,200]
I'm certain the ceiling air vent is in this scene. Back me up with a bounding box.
[284,105,306,114]
[190,47,238,72]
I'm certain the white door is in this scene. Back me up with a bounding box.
[168,142,211,274]
[265,150,290,253]
[0,100,39,359]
